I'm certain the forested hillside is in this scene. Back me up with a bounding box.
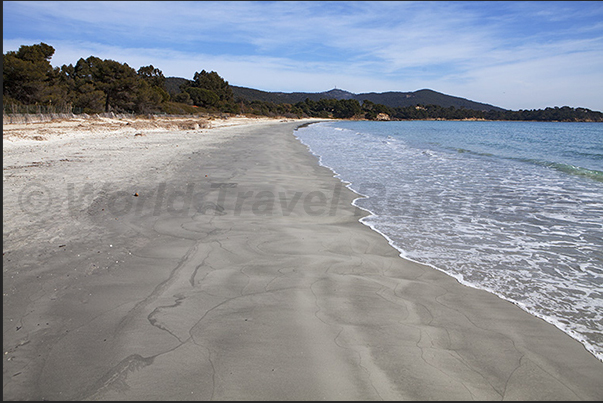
[229,86,505,112]
[4,43,603,122]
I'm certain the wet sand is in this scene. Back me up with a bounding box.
[3,116,603,400]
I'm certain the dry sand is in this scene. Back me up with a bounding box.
[3,115,603,400]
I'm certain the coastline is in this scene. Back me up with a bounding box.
[294,120,603,362]
[4,116,603,400]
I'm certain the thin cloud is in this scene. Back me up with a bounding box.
[3,1,603,111]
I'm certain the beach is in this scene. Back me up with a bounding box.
[3,115,603,400]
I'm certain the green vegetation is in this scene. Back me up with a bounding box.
[4,43,603,122]
[231,86,506,112]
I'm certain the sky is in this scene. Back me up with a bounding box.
[3,1,603,112]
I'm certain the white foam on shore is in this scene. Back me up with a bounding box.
[294,121,603,362]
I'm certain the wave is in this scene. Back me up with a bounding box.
[442,146,603,183]
[293,120,603,362]
[518,158,603,182]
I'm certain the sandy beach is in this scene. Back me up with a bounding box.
[3,115,603,400]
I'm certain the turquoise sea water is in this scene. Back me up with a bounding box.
[295,120,603,361]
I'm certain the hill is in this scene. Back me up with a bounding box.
[226,86,358,104]
[165,77,506,112]
[230,86,506,112]
[354,89,506,111]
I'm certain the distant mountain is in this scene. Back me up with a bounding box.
[227,86,359,104]
[230,85,506,112]
[165,77,506,112]
[356,89,506,111]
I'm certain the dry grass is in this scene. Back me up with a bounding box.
[2,115,218,141]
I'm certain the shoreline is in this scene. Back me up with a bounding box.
[4,117,603,400]
[294,122,603,363]
[295,120,603,363]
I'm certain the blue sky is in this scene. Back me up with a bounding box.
[3,1,603,111]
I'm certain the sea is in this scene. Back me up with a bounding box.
[294,120,603,362]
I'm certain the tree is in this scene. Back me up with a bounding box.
[137,65,165,88]
[15,42,55,62]
[316,98,337,116]
[3,42,57,105]
[136,65,170,112]
[92,58,140,112]
[173,91,193,105]
[362,100,393,120]
[135,80,165,114]
[58,57,146,113]
[73,83,106,113]
[185,87,220,108]
[58,58,106,113]
[333,99,362,119]
[190,70,233,103]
